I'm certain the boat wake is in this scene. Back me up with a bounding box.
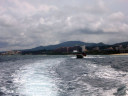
[12,58,64,96]
[71,55,104,59]
[0,55,128,96]
[55,59,128,96]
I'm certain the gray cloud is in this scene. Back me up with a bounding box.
[0,0,128,51]
[0,41,9,48]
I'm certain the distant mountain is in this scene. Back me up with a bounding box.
[114,41,128,46]
[23,41,107,52]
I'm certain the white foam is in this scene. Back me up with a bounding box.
[71,56,76,59]
[85,55,105,58]
[86,63,128,95]
[12,56,128,96]
[71,55,105,59]
[13,58,64,96]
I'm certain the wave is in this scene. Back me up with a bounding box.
[55,59,128,96]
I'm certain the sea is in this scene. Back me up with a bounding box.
[0,55,128,96]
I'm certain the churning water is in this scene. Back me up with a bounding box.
[0,55,128,96]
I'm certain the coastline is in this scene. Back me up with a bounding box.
[111,53,128,55]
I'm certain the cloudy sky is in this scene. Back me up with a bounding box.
[0,0,128,51]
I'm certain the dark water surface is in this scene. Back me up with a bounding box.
[0,55,128,96]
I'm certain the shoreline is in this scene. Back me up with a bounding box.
[111,53,128,55]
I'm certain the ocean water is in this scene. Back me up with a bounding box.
[0,55,128,96]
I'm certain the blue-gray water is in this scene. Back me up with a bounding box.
[0,55,128,96]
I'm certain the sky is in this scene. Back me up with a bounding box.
[0,0,128,51]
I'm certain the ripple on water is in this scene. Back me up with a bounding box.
[55,58,128,96]
[0,55,128,96]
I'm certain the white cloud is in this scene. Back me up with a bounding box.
[0,14,17,27]
[85,0,108,14]
[0,6,6,14]
[39,18,45,24]
[7,0,58,17]
[38,4,58,12]
[0,0,128,51]
[109,12,125,21]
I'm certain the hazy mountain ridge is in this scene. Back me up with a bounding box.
[23,41,128,52]
[1,41,128,55]
[114,42,128,46]
[23,41,107,51]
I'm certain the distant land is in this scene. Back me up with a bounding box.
[0,41,128,55]
[23,41,107,51]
